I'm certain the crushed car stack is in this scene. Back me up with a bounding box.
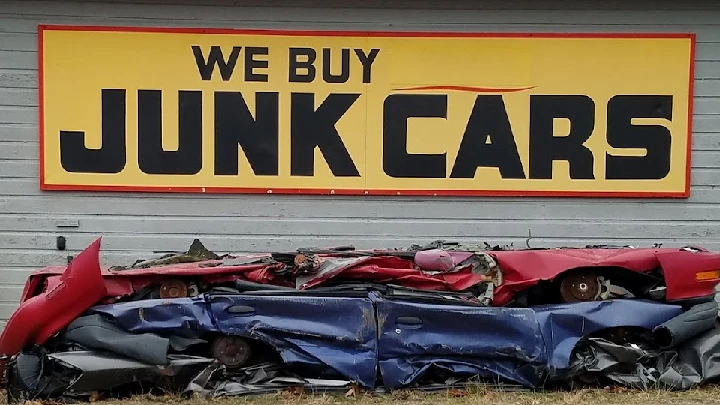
[2,238,720,402]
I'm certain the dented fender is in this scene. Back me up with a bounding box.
[0,238,107,358]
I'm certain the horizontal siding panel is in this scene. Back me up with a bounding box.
[11,0,720,11]
[694,98,720,115]
[0,160,37,178]
[0,106,36,124]
[694,62,720,79]
[691,169,720,185]
[0,141,36,160]
[0,232,717,253]
[698,43,720,60]
[0,285,23,303]
[695,81,720,98]
[4,215,720,240]
[0,303,21,322]
[0,50,34,70]
[0,124,35,141]
[0,268,36,284]
[692,115,720,133]
[0,88,36,108]
[0,70,35,89]
[0,3,720,25]
[693,133,720,149]
[109,0,720,9]
[689,150,720,167]
[0,33,35,52]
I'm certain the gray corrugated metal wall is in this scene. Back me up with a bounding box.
[1,0,720,328]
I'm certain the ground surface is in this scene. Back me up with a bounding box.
[4,388,720,405]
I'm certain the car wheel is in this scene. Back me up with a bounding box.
[211,336,252,368]
[559,270,602,303]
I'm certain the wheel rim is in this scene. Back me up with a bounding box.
[212,336,251,368]
[159,279,189,299]
[560,271,601,302]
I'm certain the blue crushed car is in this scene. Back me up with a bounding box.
[7,282,719,401]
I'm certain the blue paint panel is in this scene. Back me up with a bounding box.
[91,297,216,338]
[371,294,547,388]
[208,294,378,388]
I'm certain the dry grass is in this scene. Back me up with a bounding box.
[5,387,720,405]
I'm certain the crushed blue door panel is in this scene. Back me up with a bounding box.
[371,293,548,388]
[208,294,378,388]
[89,293,685,390]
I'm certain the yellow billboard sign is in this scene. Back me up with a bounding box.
[39,26,695,197]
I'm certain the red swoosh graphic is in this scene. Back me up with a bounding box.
[392,85,536,93]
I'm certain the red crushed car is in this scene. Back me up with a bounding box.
[2,237,720,370]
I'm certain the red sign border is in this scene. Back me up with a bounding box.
[37,25,696,198]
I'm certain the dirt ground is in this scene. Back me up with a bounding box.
[5,387,720,405]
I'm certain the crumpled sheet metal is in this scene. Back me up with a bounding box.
[373,295,682,388]
[185,362,355,398]
[24,248,497,306]
[659,326,720,389]
[569,325,720,390]
[489,248,720,305]
[38,260,286,304]
[209,294,378,388]
[295,255,490,292]
[87,292,685,390]
[92,293,379,388]
[63,314,206,366]
[372,293,547,388]
[652,301,719,349]
[562,301,720,391]
[90,296,216,339]
[48,351,211,393]
[6,350,212,400]
[19,241,720,314]
[532,299,683,371]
